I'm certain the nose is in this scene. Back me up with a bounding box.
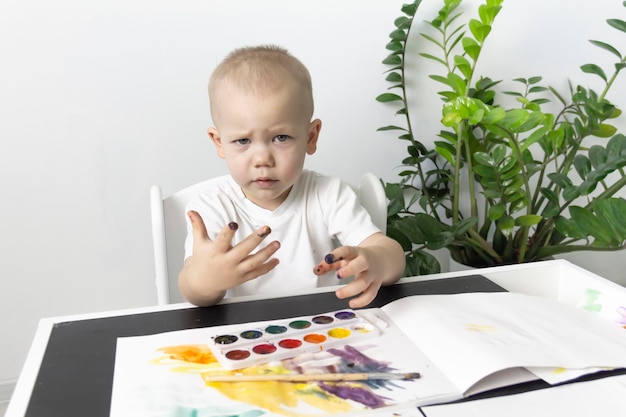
[252,143,274,167]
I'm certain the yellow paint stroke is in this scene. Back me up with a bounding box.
[553,367,567,374]
[465,323,497,332]
[204,375,354,416]
[152,344,358,416]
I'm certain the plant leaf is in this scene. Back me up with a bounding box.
[419,53,447,66]
[401,0,420,17]
[593,198,626,242]
[554,216,587,240]
[589,39,622,59]
[581,63,607,82]
[488,203,506,221]
[499,108,529,130]
[482,107,506,124]
[385,72,402,82]
[574,155,591,180]
[454,55,473,79]
[469,19,490,42]
[377,125,408,132]
[474,152,494,166]
[448,72,467,95]
[394,16,412,29]
[515,214,542,226]
[389,28,407,41]
[420,33,444,48]
[548,172,573,188]
[497,215,515,237]
[607,18,626,34]
[382,54,402,65]
[405,250,441,276]
[563,185,581,201]
[376,93,403,102]
[462,37,481,60]
[386,40,403,51]
[592,123,618,138]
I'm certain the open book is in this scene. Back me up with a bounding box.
[110,292,626,417]
[375,292,626,401]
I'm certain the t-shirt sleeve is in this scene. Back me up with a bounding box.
[318,176,382,246]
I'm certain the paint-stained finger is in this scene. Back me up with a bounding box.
[230,225,274,257]
[211,221,240,252]
[325,246,358,264]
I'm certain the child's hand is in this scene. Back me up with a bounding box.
[313,245,382,309]
[179,210,281,306]
[312,233,405,309]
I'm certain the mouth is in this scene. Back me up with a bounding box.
[254,178,278,188]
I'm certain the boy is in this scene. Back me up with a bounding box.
[179,45,405,307]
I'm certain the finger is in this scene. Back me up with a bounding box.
[212,221,240,252]
[231,225,273,257]
[240,241,281,281]
[313,247,356,275]
[242,257,280,282]
[336,277,380,308]
[335,255,368,281]
[313,258,342,275]
[347,286,379,309]
[188,210,211,243]
[325,246,357,264]
[336,275,370,299]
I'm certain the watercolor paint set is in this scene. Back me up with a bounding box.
[207,309,382,370]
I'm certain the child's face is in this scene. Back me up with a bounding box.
[209,84,320,211]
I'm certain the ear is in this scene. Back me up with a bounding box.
[207,127,225,159]
[306,119,322,155]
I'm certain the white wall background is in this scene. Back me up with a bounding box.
[1,0,625,396]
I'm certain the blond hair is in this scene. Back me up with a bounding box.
[208,45,314,120]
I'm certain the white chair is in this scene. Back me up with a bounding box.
[150,173,387,305]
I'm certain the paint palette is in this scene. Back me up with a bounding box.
[207,309,382,370]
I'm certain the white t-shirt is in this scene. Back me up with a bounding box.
[184,170,381,297]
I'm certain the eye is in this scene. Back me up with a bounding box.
[273,135,291,143]
[234,138,251,145]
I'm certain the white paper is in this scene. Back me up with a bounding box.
[380,292,626,395]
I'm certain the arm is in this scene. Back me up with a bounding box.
[178,210,281,306]
[313,232,405,308]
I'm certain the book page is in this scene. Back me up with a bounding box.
[381,292,626,396]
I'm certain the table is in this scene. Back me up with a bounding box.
[7,260,626,416]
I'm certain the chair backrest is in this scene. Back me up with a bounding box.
[150,173,387,305]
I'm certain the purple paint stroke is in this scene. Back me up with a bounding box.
[327,345,395,373]
[318,382,390,408]
[326,345,404,391]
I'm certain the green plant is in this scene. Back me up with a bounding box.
[378,0,626,275]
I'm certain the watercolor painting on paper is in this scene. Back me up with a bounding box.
[109,311,453,417]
